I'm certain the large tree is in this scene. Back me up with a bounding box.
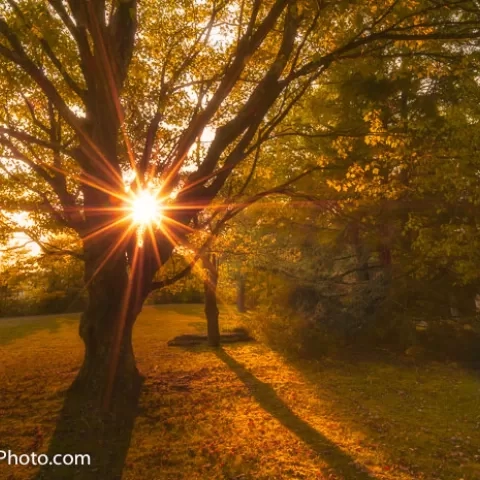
[1,0,480,412]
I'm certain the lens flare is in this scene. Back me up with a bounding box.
[128,189,164,247]
[131,190,163,226]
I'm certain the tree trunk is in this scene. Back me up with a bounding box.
[237,273,246,313]
[36,197,175,480]
[351,223,370,283]
[203,254,220,347]
[71,108,151,408]
[36,73,177,477]
[72,240,144,408]
[75,291,140,406]
[35,245,147,480]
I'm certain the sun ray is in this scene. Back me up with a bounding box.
[160,215,198,234]
[103,240,142,411]
[78,170,132,204]
[18,152,129,207]
[64,221,137,313]
[80,207,127,215]
[83,223,136,290]
[81,215,133,244]
[145,224,163,268]
[87,1,141,192]
[156,223,183,251]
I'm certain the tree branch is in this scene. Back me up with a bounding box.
[161,0,290,185]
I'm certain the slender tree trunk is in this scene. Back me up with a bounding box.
[351,223,370,283]
[203,254,220,347]
[237,273,246,313]
[352,227,374,315]
[449,293,460,318]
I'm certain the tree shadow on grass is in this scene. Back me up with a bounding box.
[34,376,143,480]
[215,348,379,480]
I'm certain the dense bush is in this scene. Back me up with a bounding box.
[242,267,480,362]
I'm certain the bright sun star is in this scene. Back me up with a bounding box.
[131,190,163,227]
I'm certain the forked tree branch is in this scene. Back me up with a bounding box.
[150,165,320,292]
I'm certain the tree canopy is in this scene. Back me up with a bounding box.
[1,0,480,414]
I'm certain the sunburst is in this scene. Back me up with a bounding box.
[126,188,164,247]
[130,189,163,226]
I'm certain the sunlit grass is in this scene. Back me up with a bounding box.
[0,305,479,479]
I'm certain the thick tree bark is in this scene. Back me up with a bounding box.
[35,238,149,480]
[69,88,147,404]
[73,262,142,406]
[73,229,142,407]
[203,254,220,347]
[36,186,176,480]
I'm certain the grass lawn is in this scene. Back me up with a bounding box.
[1,304,480,479]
